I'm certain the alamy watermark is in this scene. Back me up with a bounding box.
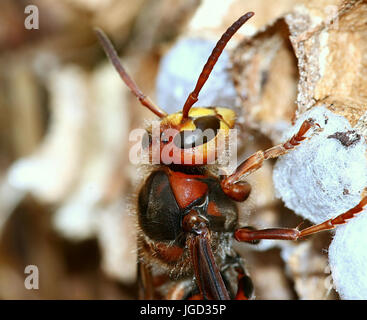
[24,5,39,30]
[24,265,39,290]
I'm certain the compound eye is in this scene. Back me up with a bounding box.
[174,116,221,149]
[138,171,182,241]
[194,115,220,132]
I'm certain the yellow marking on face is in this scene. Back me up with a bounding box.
[161,107,236,131]
[215,107,236,129]
[188,107,216,117]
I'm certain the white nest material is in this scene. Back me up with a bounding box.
[329,211,367,299]
[273,105,367,224]
[273,105,367,299]
[156,37,238,113]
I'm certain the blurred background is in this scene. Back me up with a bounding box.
[0,0,342,299]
